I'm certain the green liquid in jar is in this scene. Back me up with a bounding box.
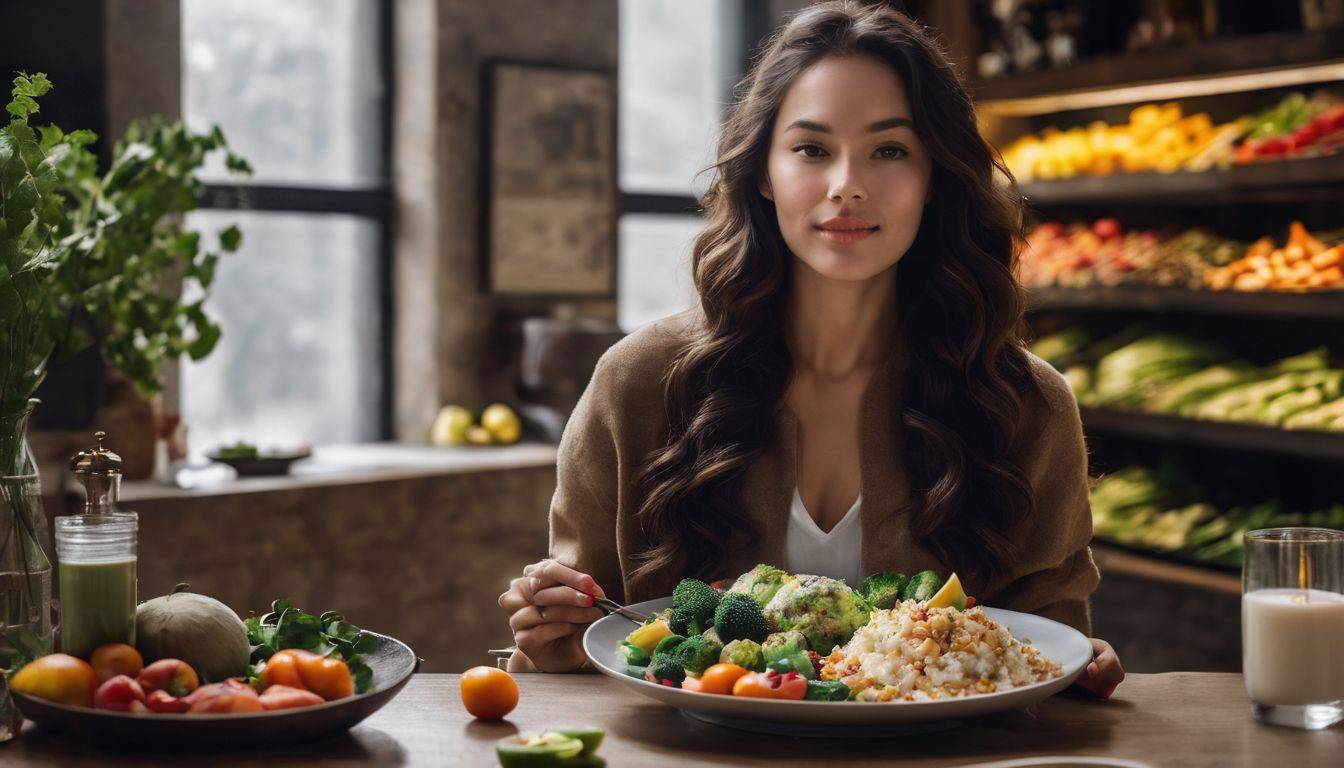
[58,559,137,658]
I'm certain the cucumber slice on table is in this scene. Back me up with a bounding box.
[551,726,605,755]
[496,732,585,767]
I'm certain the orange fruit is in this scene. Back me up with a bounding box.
[90,643,144,682]
[697,663,750,695]
[10,653,101,707]
[460,666,518,720]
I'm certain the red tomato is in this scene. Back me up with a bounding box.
[92,675,149,712]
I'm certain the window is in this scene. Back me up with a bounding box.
[617,0,751,330]
[180,0,391,453]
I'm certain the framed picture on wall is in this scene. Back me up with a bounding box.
[482,60,617,297]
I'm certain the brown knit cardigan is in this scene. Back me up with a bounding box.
[548,310,1100,636]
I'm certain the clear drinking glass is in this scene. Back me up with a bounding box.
[1241,527,1344,730]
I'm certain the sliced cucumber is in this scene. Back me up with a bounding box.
[496,732,585,767]
[550,726,604,755]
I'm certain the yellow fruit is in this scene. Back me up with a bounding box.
[481,403,521,445]
[925,572,967,610]
[10,654,101,707]
[466,425,494,446]
[429,405,473,446]
[625,618,673,655]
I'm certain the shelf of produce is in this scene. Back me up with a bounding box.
[973,28,1344,106]
[1091,540,1241,596]
[1028,285,1344,320]
[1017,153,1344,206]
[1079,406,1344,462]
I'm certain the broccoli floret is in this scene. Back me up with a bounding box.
[652,634,687,658]
[858,572,908,610]
[713,593,771,643]
[902,570,943,602]
[617,641,650,667]
[761,630,809,663]
[671,635,724,676]
[764,575,872,653]
[669,578,721,636]
[805,679,851,701]
[727,564,791,606]
[720,638,765,671]
[645,656,686,687]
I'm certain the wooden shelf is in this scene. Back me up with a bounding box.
[1016,154,1344,207]
[1091,540,1241,596]
[1028,285,1344,320]
[1079,406,1344,462]
[974,28,1344,104]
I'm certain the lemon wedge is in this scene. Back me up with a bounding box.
[925,572,967,610]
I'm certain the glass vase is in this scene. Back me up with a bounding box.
[0,400,54,667]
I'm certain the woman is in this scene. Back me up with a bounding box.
[499,0,1124,698]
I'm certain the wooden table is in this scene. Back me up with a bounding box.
[4,673,1340,766]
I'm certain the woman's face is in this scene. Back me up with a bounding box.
[760,54,933,283]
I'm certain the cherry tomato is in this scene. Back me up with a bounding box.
[696,663,749,695]
[731,669,807,700]
[460,666,519,720]
[9,654,101,707]
[89,643,143,682]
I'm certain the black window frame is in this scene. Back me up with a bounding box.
[192,0,396,441]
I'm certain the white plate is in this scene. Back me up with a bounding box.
[583,597,1091,729]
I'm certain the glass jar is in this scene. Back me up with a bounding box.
[55,431,139,659]
[0,401,53,667]
[54,512,138,658]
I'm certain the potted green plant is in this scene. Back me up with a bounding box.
[0,72,249,656]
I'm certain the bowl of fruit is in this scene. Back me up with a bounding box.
[6,588,418,747]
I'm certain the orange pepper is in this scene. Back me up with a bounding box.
[260,649,353,701]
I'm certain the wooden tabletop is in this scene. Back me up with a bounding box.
[5,672,1341,766]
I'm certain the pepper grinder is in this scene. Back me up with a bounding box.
[55,432,139,658]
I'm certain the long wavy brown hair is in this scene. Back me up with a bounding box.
[630,0,1034,587]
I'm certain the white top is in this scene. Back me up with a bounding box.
[785,487,864,587]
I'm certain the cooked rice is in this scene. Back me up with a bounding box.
[819,601,1061,702]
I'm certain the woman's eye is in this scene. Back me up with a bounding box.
[791,145,908,159]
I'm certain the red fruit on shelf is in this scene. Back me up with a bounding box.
[1092,218,1121,240]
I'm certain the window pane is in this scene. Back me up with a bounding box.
[182,0,384,187]
[181,211,383,452]
[619,0,743,197]
[618,214,702,331]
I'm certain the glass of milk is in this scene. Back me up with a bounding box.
[1242,527,1344,730]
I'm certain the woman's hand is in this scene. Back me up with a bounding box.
[1072,638,1124,699]
[498,559,606,673]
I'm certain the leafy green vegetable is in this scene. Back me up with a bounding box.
[244,598,376,694]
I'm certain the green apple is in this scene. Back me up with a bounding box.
[429,405,473,445]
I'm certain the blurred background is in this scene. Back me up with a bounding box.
[3,0,1344,674]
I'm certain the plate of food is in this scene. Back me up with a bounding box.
[583,565,1091,735]
[207,441,312,476]
[8,591,418,748]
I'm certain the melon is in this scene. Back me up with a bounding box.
[135,584,251,682]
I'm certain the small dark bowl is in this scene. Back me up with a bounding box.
[207,448,312,477]
[12,631,418,749]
